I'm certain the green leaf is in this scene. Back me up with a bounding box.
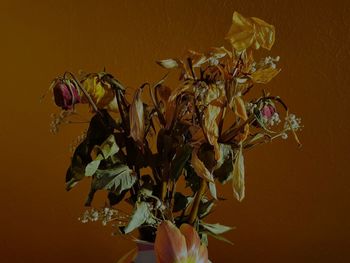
[173,192,193,212]
[198,199,215,219]
[232,146,245,202]
[85,164,136,206]
[124,202,156,234]
[214,144,232,170]
[171,144,192,181]
[213,150,234,185]
[201,222,234,235]
[201,233,208,246]
[206,231,234,245]
[85,135,120,176]
[94,165,136,193]
[184,164,201,193]
[66,110,118,191]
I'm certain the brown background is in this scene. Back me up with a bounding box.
[0,0,349,262]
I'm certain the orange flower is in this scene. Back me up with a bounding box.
[155,221,208,263]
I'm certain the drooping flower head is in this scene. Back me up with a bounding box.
[53,79,81,110]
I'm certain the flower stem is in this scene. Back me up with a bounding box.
[188,179,206,225]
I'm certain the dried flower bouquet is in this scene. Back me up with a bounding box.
[49,11,301,262]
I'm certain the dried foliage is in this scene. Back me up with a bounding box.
[48,11,302,249]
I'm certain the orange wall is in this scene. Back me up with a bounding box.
[0,0,349,262]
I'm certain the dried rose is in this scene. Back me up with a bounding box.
[53,79,81,110]
[261,104,275,119]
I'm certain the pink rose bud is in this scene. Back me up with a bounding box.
[53,80,81,110]
[261,104,275,119]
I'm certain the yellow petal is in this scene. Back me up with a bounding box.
[203,104,221,160]
[129,87,145,146]
[251,67,280,84]
[81,74,117,111]
[251,17,275,50]
[155,221,188,263]
[225,11,255,51]
[225,11,275,51]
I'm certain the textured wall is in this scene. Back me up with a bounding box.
[0,0,349,262]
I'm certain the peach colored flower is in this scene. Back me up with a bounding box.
[155,221,208,263]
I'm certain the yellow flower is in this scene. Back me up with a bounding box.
[155,221,208,263]
[225,11,275,51]
[81,73,118,112]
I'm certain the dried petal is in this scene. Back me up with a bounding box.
[157,59,179,69]
[203,104,222,160]
[129,87,145,147]
[251,67,280,83]
[81,74,118,111]
[225,11,275,51]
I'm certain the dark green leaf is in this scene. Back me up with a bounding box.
[170,144,192,181]
[173,192,193,212]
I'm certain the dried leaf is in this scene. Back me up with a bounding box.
[203,104,221,160]
[157,58,179,69]
[232,96,248,121]
[201,222,234,235]
[168,83,193,102]
[129,87,145,147]
[191,149,214,183]
[225,11,275,51]
[232,146,245,201]
[251,67,280,84]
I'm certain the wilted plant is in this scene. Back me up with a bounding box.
[49,11,301,258]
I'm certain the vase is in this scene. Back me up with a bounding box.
[134,240,156,263]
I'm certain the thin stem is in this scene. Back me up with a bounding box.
[188,179,206,225]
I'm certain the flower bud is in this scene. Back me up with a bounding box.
[53,80,81,110]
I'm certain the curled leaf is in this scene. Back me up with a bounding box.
[232,146,245,201]
[225,11,275,51]
[129,87,145,147]
[157,58,179,69]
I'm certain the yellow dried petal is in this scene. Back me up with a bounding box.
[251,67,281,84]
[203,104,221,160]
[225,11,275,51]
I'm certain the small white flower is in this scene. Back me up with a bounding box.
[284,114,302,131]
